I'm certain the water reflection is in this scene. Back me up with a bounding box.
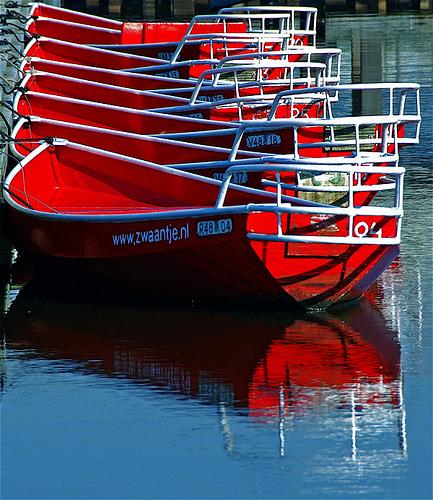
[3,276,406,460]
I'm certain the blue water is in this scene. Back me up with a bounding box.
[1,14,432,500]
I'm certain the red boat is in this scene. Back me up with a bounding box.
[10,118,269,184]
[2,138,406,309]
[21,36,325,83]
[11,84,420,158]
[12,92,235,136]
[21,48,341,94]
[20,5,320,82]
[14,62,330,121]
[1,4,421,311]
[8,84,419,207]
[26,5,317,54]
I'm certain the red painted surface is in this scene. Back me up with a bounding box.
[24,38,161,70]
[25,60,195,91]
[31,3,123,30]
[4,143,400,309]
[21,73,187,109]
[21,72,323,113]
[14,93,231,134]
[28,18,123,45]
[27,16,248,46]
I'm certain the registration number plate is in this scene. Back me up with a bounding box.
[156,70,179,78]
[246,133,281,148]
[197,218,233,237]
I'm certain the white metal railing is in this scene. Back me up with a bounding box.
[169,10,317,65]
[217,47,341,80]
[169,32,314,66]
[4,139,403,249]
[131,46,341,89]
[217,7,317,40]
[214,159,405,246]
[156,88,420,169]
[155,85,420,157]
[188,61,328,104]
[152,62,329,121]
[227,116,403,161]
[154,83,420,139]
[267,83,421,144]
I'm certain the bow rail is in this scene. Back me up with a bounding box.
[267,83,421,144]
[169,10,317,64]
[188,61,328,105]
[215,158,404,246]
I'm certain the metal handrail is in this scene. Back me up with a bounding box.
[170,13,317,64]
[227,114,411,162]
[268,83,421,122]
[137,48,340,90]
[214,159,404,246]
[3,140,406,246]
[188,61,327,105]
[218,47,341,79]
[217,7,317,41]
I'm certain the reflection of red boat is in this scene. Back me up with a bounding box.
[4,288,401,416]
[2,137,405,308]
[249,312,401,417]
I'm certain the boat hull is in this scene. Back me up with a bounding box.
[4,206,398,309]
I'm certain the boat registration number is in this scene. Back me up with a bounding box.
[246,133,281,149]
[197,94,225,102]
[212,172,248,184]
[197,218,233,237]
[157,52,173,61]
[156,70,179,78]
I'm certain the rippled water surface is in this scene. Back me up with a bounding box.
[1,14,432,500]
